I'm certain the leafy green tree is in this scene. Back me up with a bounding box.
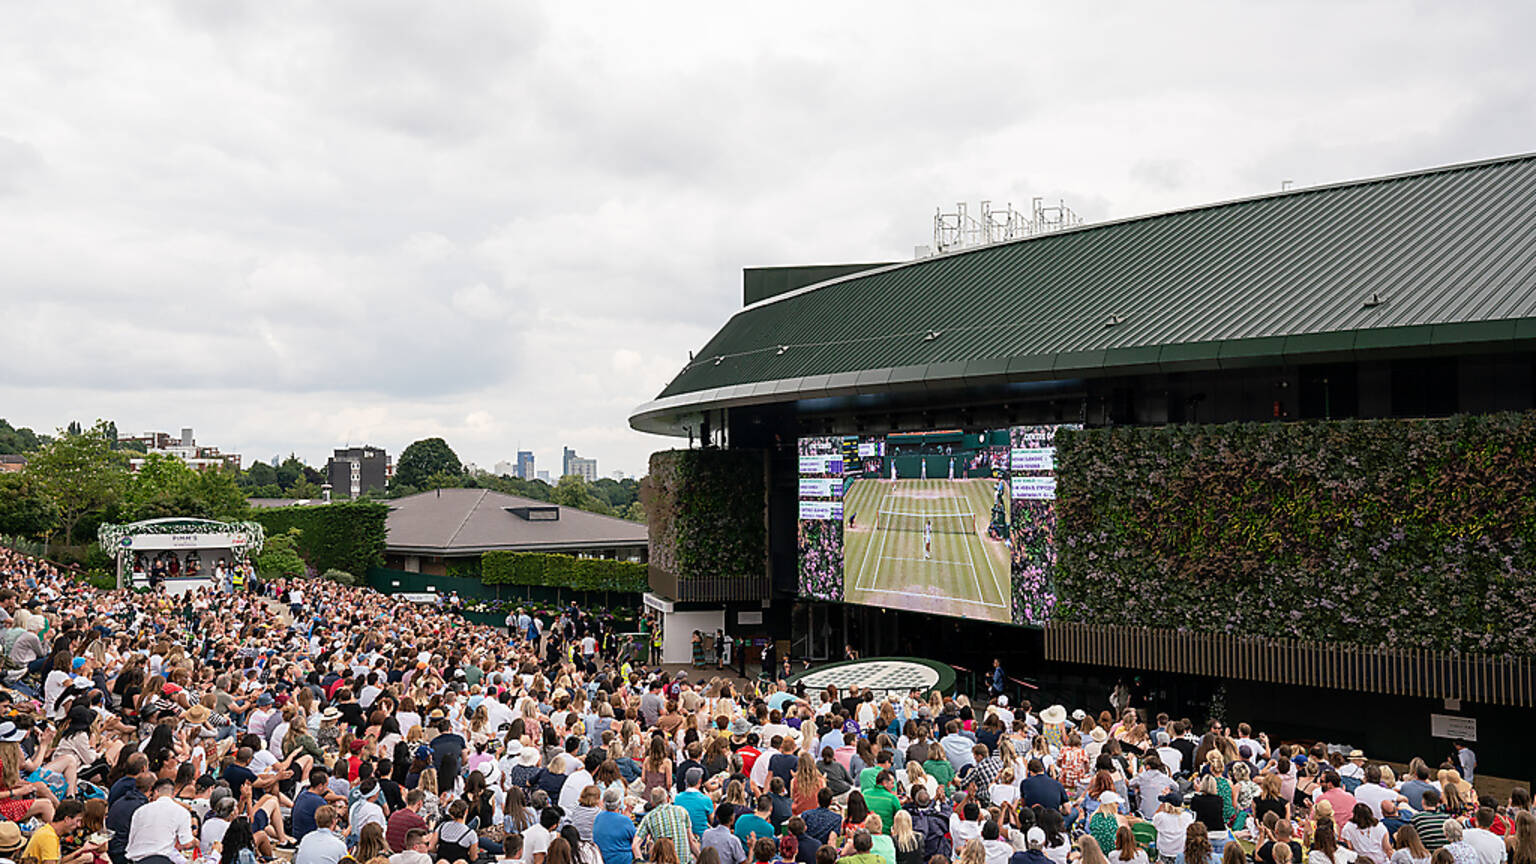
[289,478,323,499]
[189,468,250,520]
[0,473,57,537]
[320,568,357,585]
[245,461,278,489]
[66,421,82,437]
[250,484,284,498]
[122,452,199,518]
[256,528,305,578]
[275,456,307,491]
[26,420,127,544]
[394,438,463,490]
[0,419,45,455]
[550,474,615,516]
[621,500,645,523]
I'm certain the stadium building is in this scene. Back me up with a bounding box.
[632,153,1536,774]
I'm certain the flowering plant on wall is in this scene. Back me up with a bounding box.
[1053,412,1536,654]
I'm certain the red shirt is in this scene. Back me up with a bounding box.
[739,746,762,774]
[386,807,429,853]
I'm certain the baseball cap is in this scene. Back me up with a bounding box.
[1026,828,1046,847]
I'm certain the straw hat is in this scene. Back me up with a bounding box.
[1040,705,1068,725]
[183,705,212,725]
[0,822,24,855]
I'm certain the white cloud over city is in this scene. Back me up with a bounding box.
[0,1,1532,476]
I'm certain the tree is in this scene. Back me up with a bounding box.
[550,475,615,516]
[256,529,305,578]
[0,419,45,455]
[0,473,56,537]
[26,420,126,544]
[621,500,645,523]
[275,456,307,491]
[122,452,199,519]
[188,468,250,521]
[244,461,278,489]
[394,438,463,490]
[289,478,323,499]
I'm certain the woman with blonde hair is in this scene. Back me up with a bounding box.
[792,751,825,814]
[0,738,54,822]
[1078,835,1112,864]
[415,762,443,822]
[892,810,926,864]
[1204,751,1237,825]
[960,838,990,864]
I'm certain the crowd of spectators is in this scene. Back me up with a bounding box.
[0,544,1527,864]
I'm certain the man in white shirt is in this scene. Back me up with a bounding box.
[560,752,598,812]
[125,778,196,863]
[1463,808,1507,864]
[350,782,388,836]
[1353,766,1399,818]
[1339,750,1367,782]
[1155,743,1183,776]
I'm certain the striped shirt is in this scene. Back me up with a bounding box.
[1409,809,1448,849]
[638,803,696,864]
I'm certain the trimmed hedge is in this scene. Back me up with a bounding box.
[1053,412,1536,654]
[482,551,647,593]
[643,449,765,581]
[252,501,387,579]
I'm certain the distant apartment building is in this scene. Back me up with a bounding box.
[536,470,552,484]
[326,446,389,499]
[0,455,25,474]
[569,457,598,481]
[516,450,535,480]
[492,460,515,476]
[123,427,242,472]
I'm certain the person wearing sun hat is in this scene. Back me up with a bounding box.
[1039,705,1069,751]
[0,821,25,861]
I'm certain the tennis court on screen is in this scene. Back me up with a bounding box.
[841,478,1011,624]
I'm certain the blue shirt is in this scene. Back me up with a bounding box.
[676,789,715,837]
[594,810,637,864]
[294,828,347,864]
[735,813,776,847]
[291,789,327,840]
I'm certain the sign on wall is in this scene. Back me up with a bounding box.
[1430,713,1477,742]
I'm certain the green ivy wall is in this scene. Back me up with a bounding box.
[1052,412,1536,654]
[251,501,388,578]
[643,449,766,582]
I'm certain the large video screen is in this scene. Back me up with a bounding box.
[797,425,1077,626]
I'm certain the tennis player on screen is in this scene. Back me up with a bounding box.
[923,518,933,559]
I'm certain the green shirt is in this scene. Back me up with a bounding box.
[863,785,901,835]
[923,759,955,787]
[838,854,886,864]
[858,766,882,791]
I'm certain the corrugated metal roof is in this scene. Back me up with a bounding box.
[634,153,1536,433]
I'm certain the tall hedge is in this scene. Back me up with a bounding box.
[643,449,765,580]
[482,551,647,592]
[252,501,387,578]
[1052,412,1536,654]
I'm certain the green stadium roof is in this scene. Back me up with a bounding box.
[632,152,1536,435]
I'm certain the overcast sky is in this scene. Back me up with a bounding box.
[1,2,1532,478]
